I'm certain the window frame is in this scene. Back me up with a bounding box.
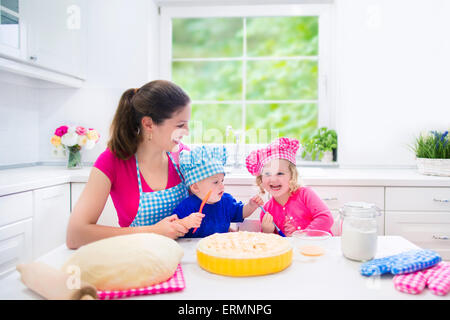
[159,4,334,162]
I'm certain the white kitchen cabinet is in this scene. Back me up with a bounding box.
[0,190,33,278]
[25,0,87,79]
[0,0,26,59]
[385,187,450,260]
[71,182,119,227]
[32,184,70,259]
[0,218,32,279]
[310,186,385,236]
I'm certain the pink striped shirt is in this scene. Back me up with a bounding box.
[260,186,334,235]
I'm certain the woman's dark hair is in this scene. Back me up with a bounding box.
[108,80,190,160]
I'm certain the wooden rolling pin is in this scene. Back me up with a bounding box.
[16,262,98,300]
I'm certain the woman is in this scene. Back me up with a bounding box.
[66,80,192,249]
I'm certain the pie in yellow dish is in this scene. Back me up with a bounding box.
[196,231,293,276]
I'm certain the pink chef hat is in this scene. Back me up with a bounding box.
[245,137,301,176]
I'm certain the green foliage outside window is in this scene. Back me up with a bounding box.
[172,16,319,145]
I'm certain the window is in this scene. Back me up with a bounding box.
[160,4,332,156]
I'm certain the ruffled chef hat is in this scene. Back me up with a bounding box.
[245,137,300,176]
[179,145,227,186]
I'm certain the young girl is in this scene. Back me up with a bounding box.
[245,137,334,236]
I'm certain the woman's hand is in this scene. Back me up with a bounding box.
[261,212,275,233]
[154,214,189,239]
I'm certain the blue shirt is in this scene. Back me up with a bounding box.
[174,193,244,238]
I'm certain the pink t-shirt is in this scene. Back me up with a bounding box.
[93,144,188,227]
[260,186,334,235]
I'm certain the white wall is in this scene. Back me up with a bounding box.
[38,0,159,164]
[1,0,449,168]
[334,0,450,167]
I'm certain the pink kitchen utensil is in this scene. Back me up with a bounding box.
[97,264,185,300]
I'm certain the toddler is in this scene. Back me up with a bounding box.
[245,137,334,236]
[174,145,264,237]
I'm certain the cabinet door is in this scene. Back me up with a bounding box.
[71,183,119,227]
[33,184,70,258]
[309,186,385,235]
[0,191,33,227]
[0,218,32,278]
[25,0,87,78]
[0,0,26,59]
[385,211,450,260]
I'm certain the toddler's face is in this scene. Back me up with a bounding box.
[260,159,291,198]
[192,173,225,203]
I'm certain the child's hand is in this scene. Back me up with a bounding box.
[249,194,264,209]
[261,212,276,233]
[181,212,205,230]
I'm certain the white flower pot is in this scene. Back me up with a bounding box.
[321,151,333,163]
[416,158,450,177]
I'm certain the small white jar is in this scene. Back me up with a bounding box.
[339,202,381,262]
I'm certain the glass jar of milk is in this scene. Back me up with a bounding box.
[339,202,381,262]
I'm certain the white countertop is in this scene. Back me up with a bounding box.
[0,236,448,300]
[1,165,450,197]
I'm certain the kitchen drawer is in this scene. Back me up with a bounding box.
[386,187,450,211]
[33,184,70,258]
[385,211,450,260]
[310,186,385,210]
[0,191,33,227]
[0,219,32,278]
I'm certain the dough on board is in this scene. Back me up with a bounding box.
[62,233,184,291]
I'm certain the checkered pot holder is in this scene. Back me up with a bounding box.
[97,264,185,299]
[393,262,450,296]
[360,249,442,276]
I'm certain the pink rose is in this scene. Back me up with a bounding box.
[75,126,87,136]
[54,125,68,137]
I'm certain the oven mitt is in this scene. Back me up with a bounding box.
[393,262,450,296]
[360,249,442,276]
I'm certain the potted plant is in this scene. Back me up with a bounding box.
[411,130,450,176]
[301,127,338,162]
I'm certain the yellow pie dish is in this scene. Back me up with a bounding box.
[196,231,293,277]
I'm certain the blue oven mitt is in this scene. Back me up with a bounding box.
[360,249,442,276]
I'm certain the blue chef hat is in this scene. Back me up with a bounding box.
[179,145,227,186]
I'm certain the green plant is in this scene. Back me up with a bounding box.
[411,130,450,159]
[301,127,337,161]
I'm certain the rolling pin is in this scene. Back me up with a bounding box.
[16,262,98,300]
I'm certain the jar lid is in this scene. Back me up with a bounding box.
[340,202,380,217]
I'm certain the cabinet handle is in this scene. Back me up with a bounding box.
[29,56,38,62]
[322,197,338,201]
[432,235,449,240]
[433,198,450,203]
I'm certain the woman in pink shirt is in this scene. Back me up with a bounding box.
[66,80,195,249]
[245,138,334,236]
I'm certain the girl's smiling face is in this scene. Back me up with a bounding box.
[260,159,292,198]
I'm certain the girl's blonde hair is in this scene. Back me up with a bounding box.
[256,161,301,195]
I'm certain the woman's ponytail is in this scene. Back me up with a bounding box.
[107,80,190,160]
[107,89,140,160]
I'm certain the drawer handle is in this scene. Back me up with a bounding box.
[322,197,338,201]
[433,198,450,203]
[432,235,449,240]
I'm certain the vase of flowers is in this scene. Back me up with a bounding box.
[51,125,100,169]
[412,130,450,177]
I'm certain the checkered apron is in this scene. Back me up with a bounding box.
[129,152,189,227]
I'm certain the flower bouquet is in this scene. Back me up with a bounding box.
[51,125,100,169]
[411,130,450,176]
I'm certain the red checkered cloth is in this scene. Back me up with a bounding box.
[97,264,185,300]
[393,262,450,296]
[245,137,300,176]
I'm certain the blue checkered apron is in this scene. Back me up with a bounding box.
[129,152,189,227]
